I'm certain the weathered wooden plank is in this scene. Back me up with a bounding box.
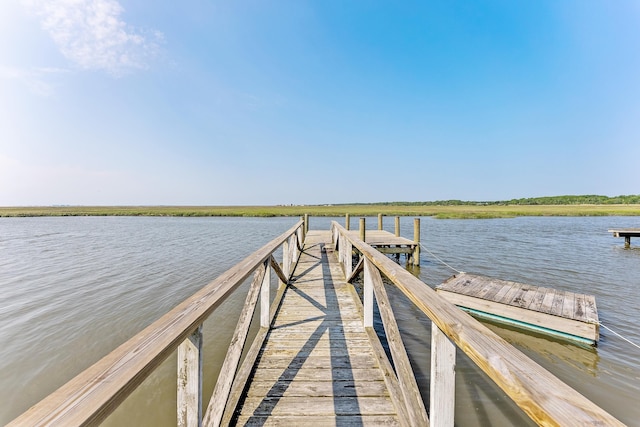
[539,288,557,314]
[262,338,373,349]
[239,396,398,416]
[584,295,599,323]
[492,280,517,302]
[177,326,203,427]
[244,380,390,398]
[254,354,378,370]
[264,329,370,341]
[235,414,400,426]
[574,293,586,321]
[497,281,523,304]
[430,322,456,427]
[561,291,576,320]
[550,290,566,317]
[250,367,387,383]
[259,346,375,359]
[527,287,547,312]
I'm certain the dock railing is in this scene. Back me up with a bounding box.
[331,221,624,427]
[8,220,305,427]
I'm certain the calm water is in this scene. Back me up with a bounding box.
[0,216,639,426]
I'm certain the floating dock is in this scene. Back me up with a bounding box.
[436,273,599,346]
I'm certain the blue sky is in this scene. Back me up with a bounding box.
[1,1,639,206]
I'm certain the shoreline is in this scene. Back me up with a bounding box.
[2,204,640,219]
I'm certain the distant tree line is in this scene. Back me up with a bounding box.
[358,195,640,206]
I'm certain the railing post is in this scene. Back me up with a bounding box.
[178,325,203,427]
[344,238,353,279]
[261,260,271,328]
[363,258,374,328]
[359,217,366,242]
[412,218,421,266]
[282,238,290,283]
[430,322,456,427]
[345,213,350,230]
[395,216,400,237]
[378,213,383,230]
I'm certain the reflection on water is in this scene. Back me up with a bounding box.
[0,216,639,426]
[482,321,600,374]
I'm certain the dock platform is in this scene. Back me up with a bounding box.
[436,273,599,345]
[232,230,403,425]
[609,228,640,248]
[345,230,418,263]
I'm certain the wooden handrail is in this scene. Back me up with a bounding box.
[8,220,303,427]
[331,221,625,426]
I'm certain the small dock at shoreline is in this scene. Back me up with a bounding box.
[609,228,640,248]
[436,273,599,346]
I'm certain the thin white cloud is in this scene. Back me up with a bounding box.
[0,65,68,96]
[23,0,163,76]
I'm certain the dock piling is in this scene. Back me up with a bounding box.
[411,218,420,266]
[378,213,384,230]
[360,217,366,242]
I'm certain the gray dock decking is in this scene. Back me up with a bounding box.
[233,231,402,425]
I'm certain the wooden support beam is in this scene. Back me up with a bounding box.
[346,257,364,283]
[178,325,203,427]
[378,213,383,230]
[363,258,374,328]
[395,216,400,237]
[366,259,429,426]
[360,217,366,242]
[261,260,271,328]
[218,273,290,426]
[202,264,266,426]
[346,213,350,230]
[269,255,288,285]
[430,322,456,427]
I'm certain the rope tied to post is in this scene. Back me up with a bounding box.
[419,243,464,274]
[590,320,640,350]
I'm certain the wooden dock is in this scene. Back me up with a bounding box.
[8,217,625,427]
[436,273,599,345]
[232,231,403,425]
[609,228,640,248]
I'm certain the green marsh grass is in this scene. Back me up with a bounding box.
[1,204,640,219]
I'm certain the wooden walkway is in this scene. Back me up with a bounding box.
[7,218,626,427]
[233,231,401,425]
